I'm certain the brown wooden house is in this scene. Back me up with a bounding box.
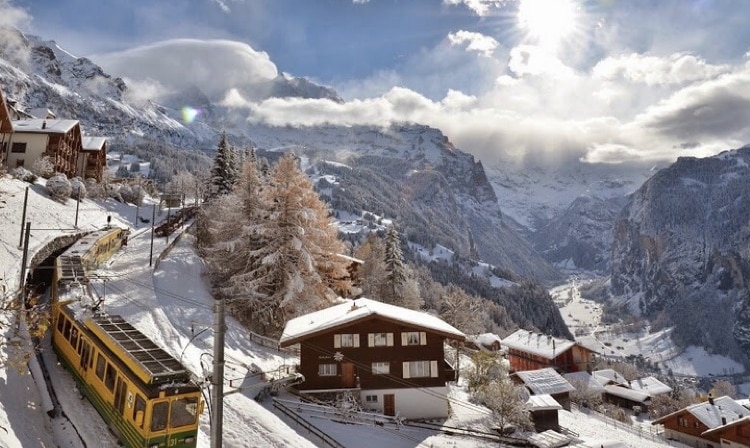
[80,136,108,182]
[0,88,13,166]
[652,395,750,448]
[279,297,465,419]
[6,118,82,177]
[511,367,575,411]
[702,416,750,448]
[501,329,595,374]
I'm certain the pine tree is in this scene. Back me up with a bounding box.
[381,227,422,309]
[210,132,237,196]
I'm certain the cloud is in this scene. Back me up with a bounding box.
[211,0,231,13]
[0,0,30,28]
[593,52,729,85]
[94,39,278,101]
[443,0,508,16]
[447,30,499,57]
[352,0,371,3]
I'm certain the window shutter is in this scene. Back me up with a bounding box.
[368,334,374,347]
[387,333,394,347]
[420,332,427,345]
[403,362,410,379]
[430,361,438,378]
[334,334,341,348]
[353,334,360,348]
[401,333,408,346]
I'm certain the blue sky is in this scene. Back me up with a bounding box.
[4,0,750,167]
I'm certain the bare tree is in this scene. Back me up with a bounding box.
[710,379,738,399]
[473,380,533,432]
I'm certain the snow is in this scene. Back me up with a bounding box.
[513,368,575,395]
[501,329,576,360]
[0,174,702,447]
[279,297,466,346]
[676,396,750,429]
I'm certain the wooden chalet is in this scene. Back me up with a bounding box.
[6,118,82,178]
[511,367,575,411]
[594,372,671,414]
[501,329,595,374]
[653,395,750,448]
[80,136,108,182]
[0,88,12,166]
[279,297,465,419]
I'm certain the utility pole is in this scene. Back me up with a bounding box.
[19,222,31,295]
[149,204,156,267]
[210,296,226,448]
[74,188,81,228]
[18,186,29,248]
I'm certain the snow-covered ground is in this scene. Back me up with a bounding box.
[0,175,703,447]
[552,277,746,381]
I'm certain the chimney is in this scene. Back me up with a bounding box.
[721,416,727,425]
[350,300,358,311]
[41,120,46,129]
[708,393,714,405]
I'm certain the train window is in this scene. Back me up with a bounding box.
[104,363,116,391]
[151,401,169,431]
[56,315,65,333]
[70,327,79,349]
[170,397,198,428]
[63,319,72,341]
[80,341,90,370]
[133,394,146,429]
[114,378,127,415]
[95,354,105,380]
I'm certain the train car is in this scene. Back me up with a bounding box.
[51,227,204,448]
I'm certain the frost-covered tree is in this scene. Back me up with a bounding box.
[438,285,485,335]
[205,153,351,335]
[473,379,533,432]
[354,232,388,299]
[70,177,86,199]
[210,132,239,196]
[30,155,55,179]
[46,173,72,202]
[710,379,738,399]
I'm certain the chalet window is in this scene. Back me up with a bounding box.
[401,331,426,346]
[318,363,337,376]
[365,395,378,403]
[402,360,439,379]
[11,142,26,153]
[678,417,688,427]
[334,333,360,348]
[15,159,24,167]
[371,362,390,375]
[368,332,394,347]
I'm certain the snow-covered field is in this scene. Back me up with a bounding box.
[551,278,746,380]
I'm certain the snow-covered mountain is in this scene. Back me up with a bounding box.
[0,27,561,284]
[610,146,750,364]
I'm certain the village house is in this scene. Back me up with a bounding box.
[653,395,750,448]
[593,371,672,414]
[501,328,595,374]
[278,297,465,420]
[0,87,106,181]
[526,394,564,432]
[563,371,606,406]
[511,367,575,411]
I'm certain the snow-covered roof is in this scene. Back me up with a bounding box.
[514,368,575,395]
[279,297,466,346]
[12,118,79,133]
[685,396,750,429]
[527,394,563,411]
[603,385,650,403]
[527,429,572,448]
[628,376,672,396]
[82,136,107,151]
[501,329,576,360]
[563,371,606,393]
[471,333,503,351]
[702,415,750,436]
[592,369,628,386]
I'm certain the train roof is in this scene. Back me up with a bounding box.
[84,313,193,386]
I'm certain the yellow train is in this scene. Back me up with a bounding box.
[51,227,204,448]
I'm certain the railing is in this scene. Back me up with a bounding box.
[273,399,346,448]
[571,403,666,442]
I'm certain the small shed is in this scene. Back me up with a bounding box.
[526,394,563,433]
[513,368,575,411]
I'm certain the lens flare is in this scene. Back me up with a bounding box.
[181,106,201,124]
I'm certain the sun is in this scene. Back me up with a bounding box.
[517,0,580,50]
